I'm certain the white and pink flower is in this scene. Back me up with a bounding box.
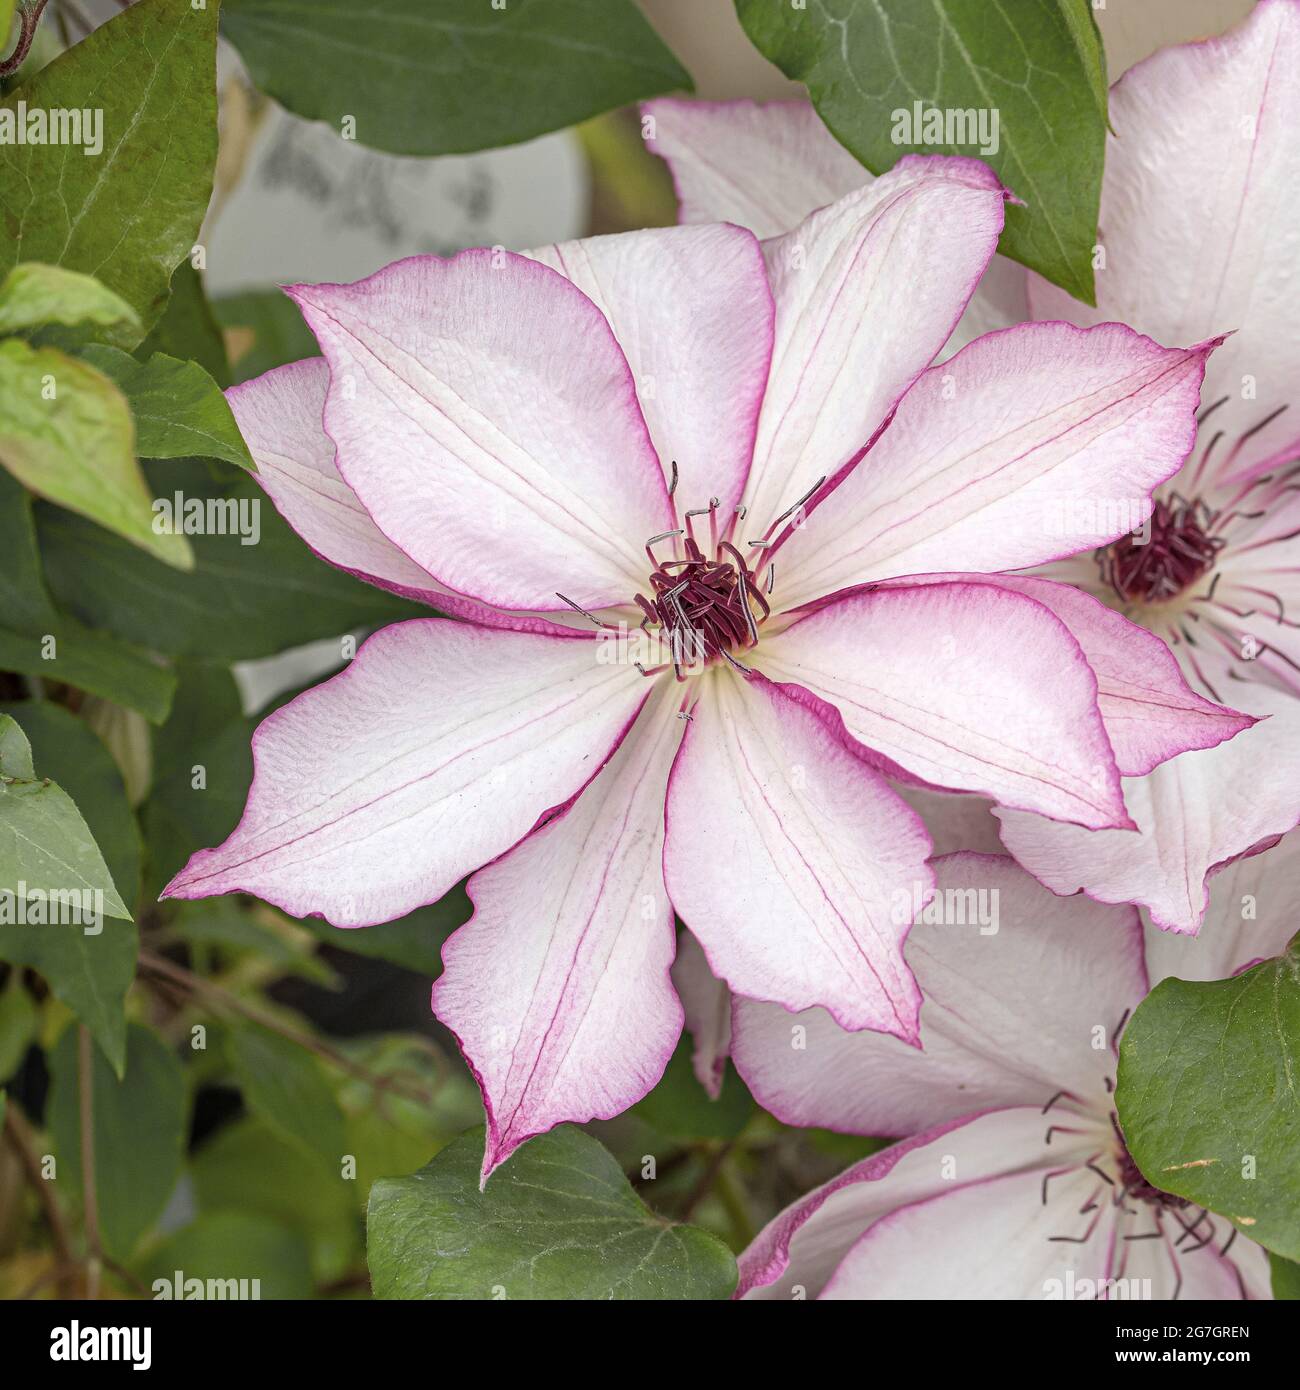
[166,153,1240,1181]
[730,838,1295,1300]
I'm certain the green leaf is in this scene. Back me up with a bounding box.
[48,1022,187,1260]
[191,1118,359,1283]
[0,701,141,1073]
[139,261,231,389]
[295,886,471,979]
[133,1211,314,1299]
[0,338,193,570]
[214,289,317,386]
[0,263,142,337]
[1272,1252,1300,1300]
[140,666,252,898]
[0,713,129,919]
[80,346,253,471]
[36,461,425,660]
[0,469,176,723]
[228,1024,348,1171]
[0,628,175,726]
[1058,0,1109,123]
[221,0,692,156]
[634,1038,755,1142]
[1116,932,1300,1262]
[0,973,37,1081]
[0,0,220,341]
[366,1125,738,1300]
[735,0,1105,303]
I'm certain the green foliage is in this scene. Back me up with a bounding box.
[80,347,253,470]
[0,263,142,338]
[229,1023,348,1169]
[1272,1252,1300,1300]
[221,0,691,156]
[36,461,425,661]
[0,712,128,919]
[1117,932,1300,1262]
[634,1037,755,1142]
[48,1022,187,1259]
[367,1125,738,1300]
[0,0,220,340]
[736,0,1106,303]
[0,702,140,1073]
[0,337,193,569]
[135,1211,314,1299]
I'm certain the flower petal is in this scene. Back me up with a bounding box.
[228,356,606,636]
[774,323,1216,609]
[741,158,1008,535]
[1031,0,1300,487]
[822,1165,1117,1301]
[162,621,648,925]
[754,581,1132,829]
[431,682,684,1183]
[739,1106,1088,1299]
[865,573,1254,777]
[997,684,1300,934]
[640,96,1025,360]
[1143,826,1300,985]
[670,930,732,1101]
[641,97,869,238]
[732,853,1146,1136]
[663,668,929,1038]
[228,358,449,607]
[528,223,774,516]
[288,250,673,612]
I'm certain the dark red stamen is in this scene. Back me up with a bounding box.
[1098,495,1226,604]
[646,543,763,680]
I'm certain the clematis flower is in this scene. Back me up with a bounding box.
[646,0,1300,936]
[165,161,1237,1181]
[730,842,1293,1300]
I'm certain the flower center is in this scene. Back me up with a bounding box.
[635,505,768,677]
[1097,495,1225,605]
[1040,1085,1248,1298]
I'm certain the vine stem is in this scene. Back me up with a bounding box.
[3,1098,78,1295]
[1,0,52,78]
[137,949,438,1107]
[78,1025,102,1299]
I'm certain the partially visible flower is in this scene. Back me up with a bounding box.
[166,164,1232,1182]
[728,843,1294,1300]
[996,0,1300,930]
[646,0,1300,935]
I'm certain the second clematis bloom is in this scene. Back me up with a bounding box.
[729,840,1292,1300]
[165,159,1241,1180]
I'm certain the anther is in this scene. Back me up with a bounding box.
[554,592,613,629]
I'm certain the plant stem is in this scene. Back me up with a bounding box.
[1,0,51,77]
[137,949,437,1106]
[3,1099,77,1294]
[78,1024,101,1299]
